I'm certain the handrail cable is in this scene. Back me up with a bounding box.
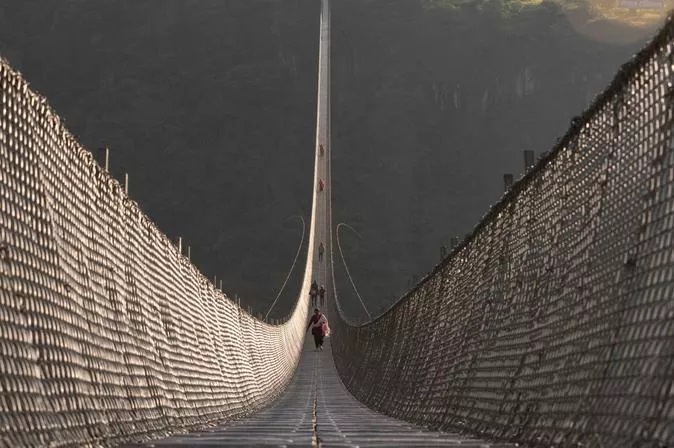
[265,215,306,321]
[335,222,371,320]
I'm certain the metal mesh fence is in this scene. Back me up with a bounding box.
[0,58,313,447]
[330,17,674,448]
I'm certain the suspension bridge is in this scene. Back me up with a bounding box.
[1,0,674,446]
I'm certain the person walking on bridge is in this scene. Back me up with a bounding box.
[307,308,329,351]
[318,285,326,306]
[310,280,318,306]
[319,144,325,157]
[319,179,325,192]
[318,242,325,261]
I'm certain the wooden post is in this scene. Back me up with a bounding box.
[524,150,535,171]
[504,174,514,191]
[187,245,191,260]
[124,173,129,194]
[97,147,109,171]
[177,237,182,254]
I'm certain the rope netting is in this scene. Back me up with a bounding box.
[0,58,314,447]
[330,17,674,448]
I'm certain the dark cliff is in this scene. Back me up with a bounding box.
[0,0,656,317]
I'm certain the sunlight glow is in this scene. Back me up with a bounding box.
[564,0,673,44]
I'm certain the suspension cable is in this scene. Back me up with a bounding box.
[265,215,306,321]
[335,222,371,320]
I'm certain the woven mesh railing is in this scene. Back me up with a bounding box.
[0,58,314,447]
[330,17,674,448]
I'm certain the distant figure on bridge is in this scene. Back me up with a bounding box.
[307,308,329,351]
[318,285,326,305]
[318,242,325,261]
[310,280,319,306]
[319,179,325,192]
[319,144,325,156]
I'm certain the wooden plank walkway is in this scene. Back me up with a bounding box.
[127,338,512,447]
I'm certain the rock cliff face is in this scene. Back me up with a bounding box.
[0,0,652,317]
[330,0,654,318]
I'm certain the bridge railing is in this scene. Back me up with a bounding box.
[330,17,674,448]
[0,57,313,447]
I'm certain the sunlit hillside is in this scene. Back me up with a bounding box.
[426,0,671,27]
[425,0,671,43]
[571,0,672,42]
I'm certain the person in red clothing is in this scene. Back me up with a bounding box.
[318,179,325,192]
[306,308,329,351]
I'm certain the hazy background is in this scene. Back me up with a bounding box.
[0,0,663,319]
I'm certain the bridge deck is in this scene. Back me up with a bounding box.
[128,338,512,447]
